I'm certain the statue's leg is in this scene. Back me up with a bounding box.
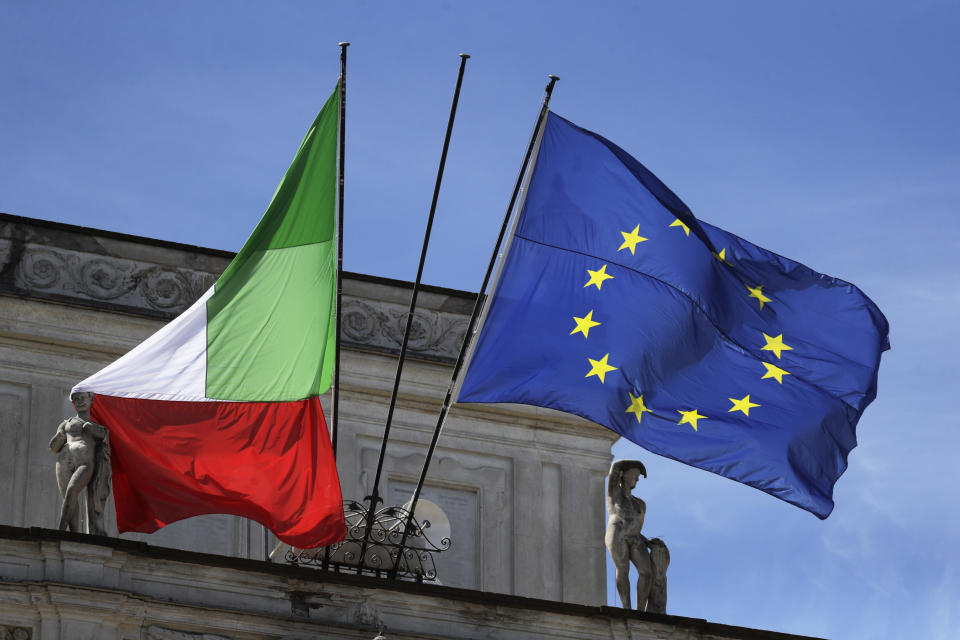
[606,527,633,609]
[87,499,107,537]
[612,554,632,609]
[55,461,70,530]
[630,544,653,611]
[610,544,630,609]
[55,461,69,497]
[59,464,93,532]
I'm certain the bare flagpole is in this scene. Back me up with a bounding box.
[391,76,559,570]
[356,53,471,573]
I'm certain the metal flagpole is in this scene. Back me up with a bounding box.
[356,53,471,573]
[391,76,559,571]
[332,41,349,459]
[321,41,350,573]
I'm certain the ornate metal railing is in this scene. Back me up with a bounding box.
[285,500,450,582]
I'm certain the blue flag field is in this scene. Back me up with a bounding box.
[458,112,889,518]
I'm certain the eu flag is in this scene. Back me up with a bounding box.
[458,112,889,518]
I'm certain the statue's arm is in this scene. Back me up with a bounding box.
[607,460,634,495]
[607,460,635,497]
[84,421,108,440]
[49,423,67,453]
[609,460,636,475]
[607,474,620,498]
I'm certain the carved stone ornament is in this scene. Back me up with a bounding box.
[1,626,31,640]
[0,238,13,272]
[145,626,232,640]
[341,299,467,361]
[5,236,471,361]
[13,244,215,315]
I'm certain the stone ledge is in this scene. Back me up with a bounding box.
[0,526,823,640]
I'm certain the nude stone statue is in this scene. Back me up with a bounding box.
[49,391,111,535]
[605,459,669,612]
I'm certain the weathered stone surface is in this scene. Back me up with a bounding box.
[0,528,823,640]
[1,626,32,640]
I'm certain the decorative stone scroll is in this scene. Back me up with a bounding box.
[12,244,216,315]
[3,238,471,362]
[341,299,468,362]
[1,626,31,640]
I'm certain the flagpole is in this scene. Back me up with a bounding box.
[332,41,349,460]
[315,41,350,573]
[356,53,471,573]
[391,75,559,573]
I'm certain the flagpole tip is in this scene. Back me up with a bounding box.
[339,42,350,47]
[459,53,470,59]
[548,74,559,81]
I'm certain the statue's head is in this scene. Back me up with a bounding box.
[70,391,95,412]
[619,460,647,489]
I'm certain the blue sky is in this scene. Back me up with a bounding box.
[2,2,958,638]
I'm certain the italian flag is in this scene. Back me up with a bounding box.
[73,87,345,548]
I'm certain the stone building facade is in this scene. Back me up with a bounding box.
[0,214,822,639]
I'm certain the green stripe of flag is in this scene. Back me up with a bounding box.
[206,86,339,401]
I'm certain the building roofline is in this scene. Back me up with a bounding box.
[0,211,476,300]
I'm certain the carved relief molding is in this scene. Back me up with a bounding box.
[1,626,31,640]
[2,242,470,362]
[11,244,216,316]
[145,627,232,640]
[341,299,468,362]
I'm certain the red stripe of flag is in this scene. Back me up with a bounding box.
[92,394,344,548]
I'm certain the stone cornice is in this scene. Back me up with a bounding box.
[0,213,474,363]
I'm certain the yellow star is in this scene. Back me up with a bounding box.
[728,394,760,416]
[669,218,690,236]
[761,333,793,359]
[584,264,614,290]
[677,408,707,431]
[625,393,652,424]
[713,248,729,263]
[586,353,617,384]
[746,284,771,309]
[618,225,648,255]
[761,362,791,384]
[570,310,601,339]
